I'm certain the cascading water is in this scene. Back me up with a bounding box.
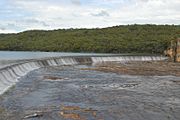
[0,55,167,95]
[91,56,165,63]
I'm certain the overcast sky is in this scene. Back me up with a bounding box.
[0,0,179,33]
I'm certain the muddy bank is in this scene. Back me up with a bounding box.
[86,61,180,76]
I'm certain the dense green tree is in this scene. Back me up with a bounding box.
[0,24,179,54]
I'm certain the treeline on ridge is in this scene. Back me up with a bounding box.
[0,24,179,54]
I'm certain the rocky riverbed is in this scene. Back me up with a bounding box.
[0,62,180,120]
[88,61,180,76]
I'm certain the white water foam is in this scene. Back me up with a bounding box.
[0,56,167,95]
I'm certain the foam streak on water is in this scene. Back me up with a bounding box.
[0,56,166,95]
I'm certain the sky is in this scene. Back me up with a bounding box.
[0,0,179,33]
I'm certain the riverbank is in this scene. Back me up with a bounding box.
[1,25,179,53]
[84,61,180,77]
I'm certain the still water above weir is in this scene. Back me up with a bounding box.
[0,51,113,69]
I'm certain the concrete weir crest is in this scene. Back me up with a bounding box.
[0,55,166,95]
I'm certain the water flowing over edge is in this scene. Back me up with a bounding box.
[0,55,167,95]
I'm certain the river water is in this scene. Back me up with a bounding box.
[0,51,179,120]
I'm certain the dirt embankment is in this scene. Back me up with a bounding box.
[84,61,180,76]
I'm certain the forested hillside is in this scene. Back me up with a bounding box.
[0,25,179,53]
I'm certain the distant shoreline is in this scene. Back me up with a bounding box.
[0,25,179,54]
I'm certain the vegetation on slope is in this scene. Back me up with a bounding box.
[0,24,179,54]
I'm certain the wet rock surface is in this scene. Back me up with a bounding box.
[89,61,180,76]
[0,64,180,120]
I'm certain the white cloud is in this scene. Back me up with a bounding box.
[110,0,180,24]
[91,10,109,17]
[0,29,17,33]
[71,0,81,6]
[0,0,179,33]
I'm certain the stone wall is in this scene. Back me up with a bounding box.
[176,39,180,62]
[164,38,180,62]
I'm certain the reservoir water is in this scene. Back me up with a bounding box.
[0,51,115,60]
[0,51,112,68]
